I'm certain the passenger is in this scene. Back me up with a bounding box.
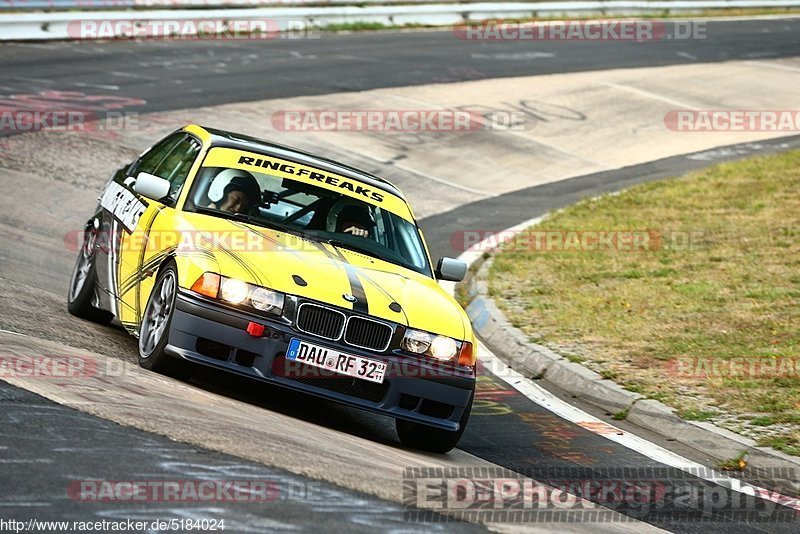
[336,205,375,238]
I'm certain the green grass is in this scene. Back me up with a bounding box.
[719,451,748,472]
[612,408,630,421]
[749,413,800,426]
[678,409,715,422]
[600,369,619,380]
[489,149,800,453]
[756,435,800,457]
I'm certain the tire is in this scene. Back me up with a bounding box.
[396,392,474,454]
[138,263,193,380]
[67,225,114,325]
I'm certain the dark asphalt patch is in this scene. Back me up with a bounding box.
[0,380,485,533]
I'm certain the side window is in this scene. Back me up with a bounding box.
[132,134,200,203]
[153,136,201,201]
[135,134,183,177]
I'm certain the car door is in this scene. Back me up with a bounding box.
[94,133,184,309]
[96,132,200,332]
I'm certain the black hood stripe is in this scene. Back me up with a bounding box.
[310,240,369,314]
[353,269,408,324]
[343,263,368,314]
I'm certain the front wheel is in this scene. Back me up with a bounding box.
[138,263,192,380]
[396,392,473,453]
[67,225,114,324]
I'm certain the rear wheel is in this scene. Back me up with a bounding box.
[138,263,193,380]
[396,392,473,453]
[67,224,114,324]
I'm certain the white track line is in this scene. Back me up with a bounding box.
[481,347,800,512]
[745,60,800,73]
[600,82,699,110]
[447,215,800,513]
[0,329,27,337]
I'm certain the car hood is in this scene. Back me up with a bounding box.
[178,213,467,340]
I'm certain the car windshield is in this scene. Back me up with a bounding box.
[186,162,431,276]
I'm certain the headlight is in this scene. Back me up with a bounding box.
[221,278,249,304]
[192,273,284,316]
[402,328,460,362]
[401,329,433,354]
[250,287,284,313]
[429,336,458,360]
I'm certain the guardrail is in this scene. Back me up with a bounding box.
[3,0,800,8]
[1,0,799,40]
[0,0,449,10]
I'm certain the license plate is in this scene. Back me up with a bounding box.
[286,338,387,384]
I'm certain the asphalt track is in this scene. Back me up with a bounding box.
[0,19,798,117]
[0,381,485,532]
[2,18,800,532]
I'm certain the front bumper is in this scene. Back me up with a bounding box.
[166,291,475,431]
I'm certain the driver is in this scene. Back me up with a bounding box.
[211,174,261,214]
[336,205,375,238]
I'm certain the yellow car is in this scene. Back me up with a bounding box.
[67,125,476,452]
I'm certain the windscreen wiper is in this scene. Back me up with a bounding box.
[191,206,299,236]
[324,238,386,261]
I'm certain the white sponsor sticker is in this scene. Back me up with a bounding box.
[100,181,147,232]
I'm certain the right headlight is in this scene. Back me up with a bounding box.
[401,328,460,362]
[191,273,284,316]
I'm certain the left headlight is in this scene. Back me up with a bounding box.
[401,328,460,362]
[191,273,284,316]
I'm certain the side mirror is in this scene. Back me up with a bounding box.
[435,257,467,282]
[133,172,171,201]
